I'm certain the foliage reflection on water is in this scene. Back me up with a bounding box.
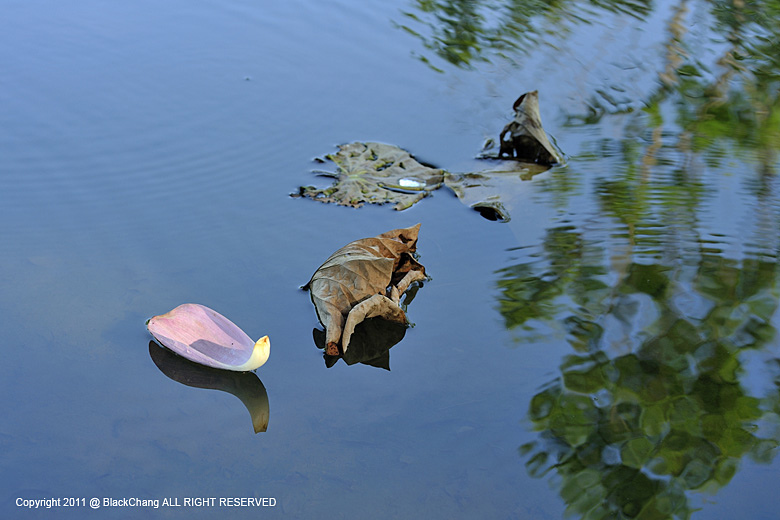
[401,0,780,517]
[501,232,780,517]
[399,0,780,164]
[398,0,654,71]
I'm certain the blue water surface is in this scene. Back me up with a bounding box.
[2,0,779,518]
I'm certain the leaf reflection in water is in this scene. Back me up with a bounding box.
[149,341,270,434]
[313,317,408,370]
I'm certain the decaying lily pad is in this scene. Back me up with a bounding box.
[444,161,551,222]
[293,91,562,221]
[302,224,426,356]
[295,142,445,210]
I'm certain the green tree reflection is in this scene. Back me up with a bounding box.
[499,108,780,519]
[498,105,780,520]
[566,0,780,167]
[397,0,653,70]
[470,0,780,515]
[402,0,780,514]
[398,0,780,168]
[511,249,780,519]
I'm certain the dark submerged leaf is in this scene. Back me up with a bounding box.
[480,90,561,165]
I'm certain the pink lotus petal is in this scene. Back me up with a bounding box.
[147,303,269,371]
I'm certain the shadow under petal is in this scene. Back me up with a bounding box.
[148,341,270,433]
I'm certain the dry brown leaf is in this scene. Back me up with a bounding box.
[303,224,425,355]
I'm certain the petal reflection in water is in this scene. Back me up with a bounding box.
[148,341,269,433]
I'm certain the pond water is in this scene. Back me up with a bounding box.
[2,0,779,518]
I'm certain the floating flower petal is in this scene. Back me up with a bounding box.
[147,303,269,372]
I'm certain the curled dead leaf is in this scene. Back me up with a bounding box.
[480,91,561,165]
[303,224,426,356]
